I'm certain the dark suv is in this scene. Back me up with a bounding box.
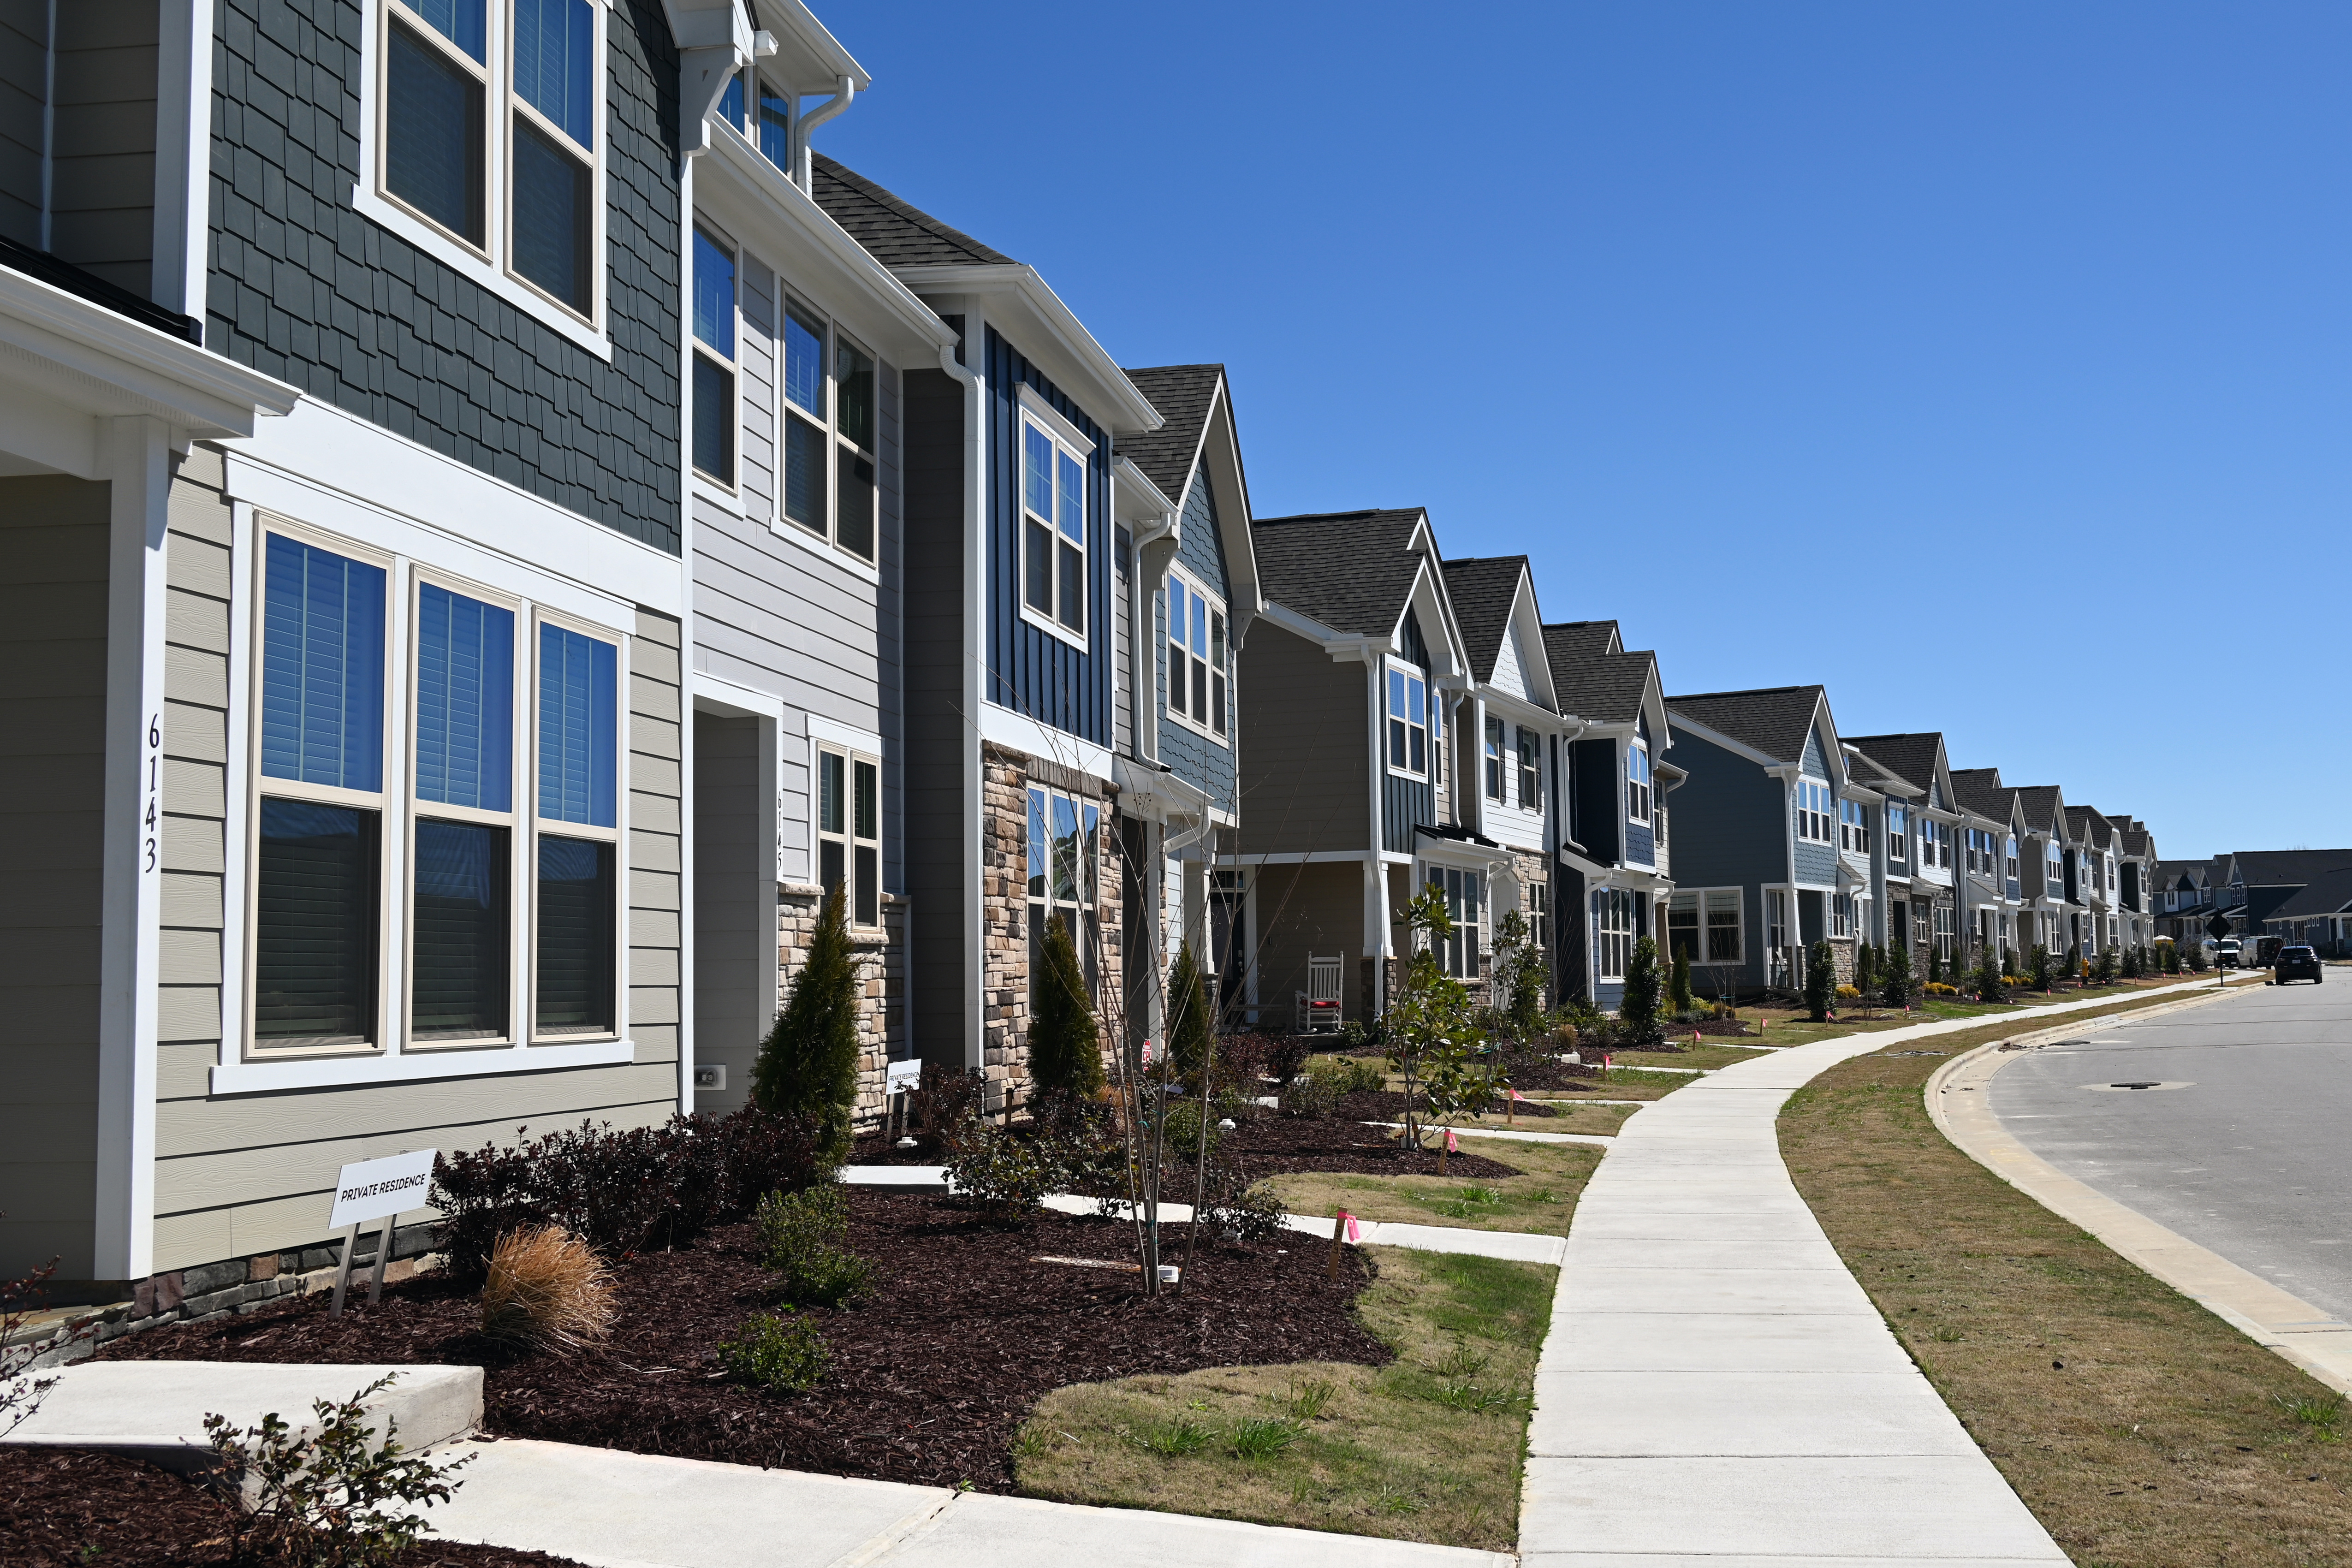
[2275,945,2324,984]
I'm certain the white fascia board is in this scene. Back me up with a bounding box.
[223,398,683,622]
[1479,685,1558,731]
[1398,556,1469,679]
[894,263,1162,435]
[1114,455,1178,524]
[1506,574,1559,713]
[663,0,748,51]
[1195,379,1265,617]
[1414,833,1516,870]
[0,271,299,473]
[980,699,1115,782]
[1255,597,1351,650]
[1113,754,1211,823]
[751,0,872,93]
[699,128,955,364]
[1666,709,1780,768]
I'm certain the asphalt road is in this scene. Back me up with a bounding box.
[1986,977,2352,1325]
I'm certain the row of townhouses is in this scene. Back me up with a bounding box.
[2144,849,2352,956]
[0,0,2167,1302]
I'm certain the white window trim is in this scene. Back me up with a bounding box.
[527,603,628,1046]
[1594,885,1635,983]
[1484,714,1507,803]
[356,0,614,359]
[1627,738,1651,826]
[761,282,885,570]
[1162,564,1229,746]
[1017,410,1091,653]
[1796,777,1832,844]
[1384,659,1430,780]
[1516,724,1544,810]
[1887,804,1909,864]
[812,738,885,930]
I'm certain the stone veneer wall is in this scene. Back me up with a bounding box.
[979,743,1121,1113]
[771,882,907,1128]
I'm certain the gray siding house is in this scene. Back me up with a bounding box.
[1844,732,1962,970]
[2,0,704,1301]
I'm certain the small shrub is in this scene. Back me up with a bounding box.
[1835,984,1861,1000]
[754,1186,873,1307]
[1667,948,1694,1014]
[480,1226,614,1352]
[717,1310,829,1392]
[1226,1417,1302,1459]
[1166,940,1217,1093]
[944,1119,1058,1219]
[203,1374,470,1568]
[1803,940,1836,1021]
[1619,936,1663,1045]
[1028,915,1105,1105]
[1334,1055,1387,1094]
[1924,981,1959,996]
[1196,1163,1291,1242]
[1162,1097,1224,1163]
[1279,1061,1344,1119]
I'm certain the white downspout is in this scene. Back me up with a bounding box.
[937,329,986,1072]
[792,76,855,191]
[1364,648,1389,1015]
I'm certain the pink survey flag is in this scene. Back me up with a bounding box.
[1341,1210,1362,1241]
[1444,1128,1459,1154]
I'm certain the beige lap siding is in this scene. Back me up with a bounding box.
[143,523,685,1278]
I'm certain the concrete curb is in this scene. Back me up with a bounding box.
[1927,991,2352,1396]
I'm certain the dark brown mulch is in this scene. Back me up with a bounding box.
[1331,1087,1556,1121]
[0,1445,584,1568]
[1220,1111,1524,1179]
[1482,1053,1603,1091]
[100,1190,1389,1494]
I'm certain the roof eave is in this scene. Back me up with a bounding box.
[894,262,1162,434]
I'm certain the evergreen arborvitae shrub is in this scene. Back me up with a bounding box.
[2029,944,2051,992]
[1803,939,1836,1022]
[1927,944,1942,986]
[1854,942,1878,997]
[1621,936,1663,1043]
[752,883,861,1167]
[1027,915,1105,1104]
[1669,947,1694,1015]
[1882,941,1913,1009]
[2066,944,2084,983]
[1976,946,2005,1004]
[1165,939,1215,1096]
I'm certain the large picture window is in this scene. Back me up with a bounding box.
[1387,664,1427,776]
[1027,783,1100,1006]
[535,620,618,1038]
[1021,414,1089,643]
[378,0,603,322]
[1164,570,1227,740]
[818,744,883,927]
[1668,888,1745,966]
[253,535,389,1050]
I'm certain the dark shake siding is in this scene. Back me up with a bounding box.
[207,0,682,552]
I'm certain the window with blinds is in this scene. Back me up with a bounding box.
[535,619,619,1037]
[411,582,516,1042]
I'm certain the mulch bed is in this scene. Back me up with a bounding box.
[1494,1054,1605,1091]
[0,1445,584,1568]
[99,1189,1389,1494]
[1216,1111,1525,1179]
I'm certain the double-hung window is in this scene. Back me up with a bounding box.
[1387,664,1428,775]
[1839,799,1871,854]
[1831,893,1853,939]
[1888,804,1908,865]
[1517,726,1543,809]
[378,0,602,322]
[1796,778,1832,843]
[1164,570,1228,739]
[410,579,516,1044]
[2045,843,2064,898]
[253,534,390,1050]
[1484,717,1506,802]
[1627,740,1652,825]
[1705,890,1742,962]
[1424,866,1484,980]
[1527,882,1550,950]
[691,226,736,483]
[776,296,880,562]
[535,619,619,1038]
[1595,887,1634,982]
[816,745,882,927]
[1027,783,1100,1000]
[1667,892,1699,962]
[1021,409,1089,644]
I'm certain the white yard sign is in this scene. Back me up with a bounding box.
[328,1149,437,1229]
[886,1059,922,1095]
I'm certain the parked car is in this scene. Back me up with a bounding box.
[2217,939,2242,968]
[2275,944,2324,984]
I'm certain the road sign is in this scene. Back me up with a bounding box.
[2206,915,2233,939]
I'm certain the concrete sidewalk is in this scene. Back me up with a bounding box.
[1520,979,2234,1568]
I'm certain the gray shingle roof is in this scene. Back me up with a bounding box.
[2065,805,2113,849]
[2265,867,2352,920]
[1440,557,1530,688]
[1252,510,1427,637]
[1666,686,1824,763]
[2013,786,2065,832]
[1948,767,2013,820]
[2233,849,2352,886]
[811,154,1016,268]
[1544,622,1655,726]
[1843,733,1943,796]
[1848,750,1912,793]
[1118,365,1221,503]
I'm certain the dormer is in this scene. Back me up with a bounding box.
[678,0,873,182]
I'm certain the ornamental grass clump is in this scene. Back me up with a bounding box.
[754,1185,872,1307]
[480,1226,615,1352]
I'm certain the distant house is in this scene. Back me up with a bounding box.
[1843,733,1964,972]
[2262,867,2352,956]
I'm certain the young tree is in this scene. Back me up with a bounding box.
[1385,887,1483,1147]
[1028,916,1104,1105]
[1803,939,1836,1022]
[2094,946,2118,986]
[1493,907,1546,1040]
[1882,941,1914,1009]
[2065,944,2084,985]
[1621,935,1664,1044]
[752,883,862,1166]
[1668,945,1694,1016]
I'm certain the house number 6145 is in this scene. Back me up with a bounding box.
[143,713,161,873]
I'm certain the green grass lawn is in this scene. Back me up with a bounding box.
[1261,1134,1603,1236]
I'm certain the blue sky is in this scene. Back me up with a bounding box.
[820,2,2352,861]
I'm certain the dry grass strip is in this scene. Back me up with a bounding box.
[1782,1003,2352,1568]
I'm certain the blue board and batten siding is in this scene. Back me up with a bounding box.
[982,327,1111,745]
[1153,465,1237,806]
[208,0,683,553]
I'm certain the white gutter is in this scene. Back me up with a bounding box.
[791,74,854,191]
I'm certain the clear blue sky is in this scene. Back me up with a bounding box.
[819,1,2352,862]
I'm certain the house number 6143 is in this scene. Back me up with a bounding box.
[143,713,160,873]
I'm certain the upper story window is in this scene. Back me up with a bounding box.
[1796,778,1832,843]
[691,227,736,484]
[1627,739,1652,825]
[1164,570,1227,742]
[2046,842,2064,895]
[379,0,603,321]
[817,745,883,927]
[1888,804,1908,864]
[1484,717,1506,802]
[1387,664,1428,776]
[777,296,879,561]
[1517,725,1543,809]
[1022,414,1088,647]
[2006,836,2020,880]
[2105,855,2115,893]
[1838,799,1871,854]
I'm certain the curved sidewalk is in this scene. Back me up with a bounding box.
[1520,980,2234,1568]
